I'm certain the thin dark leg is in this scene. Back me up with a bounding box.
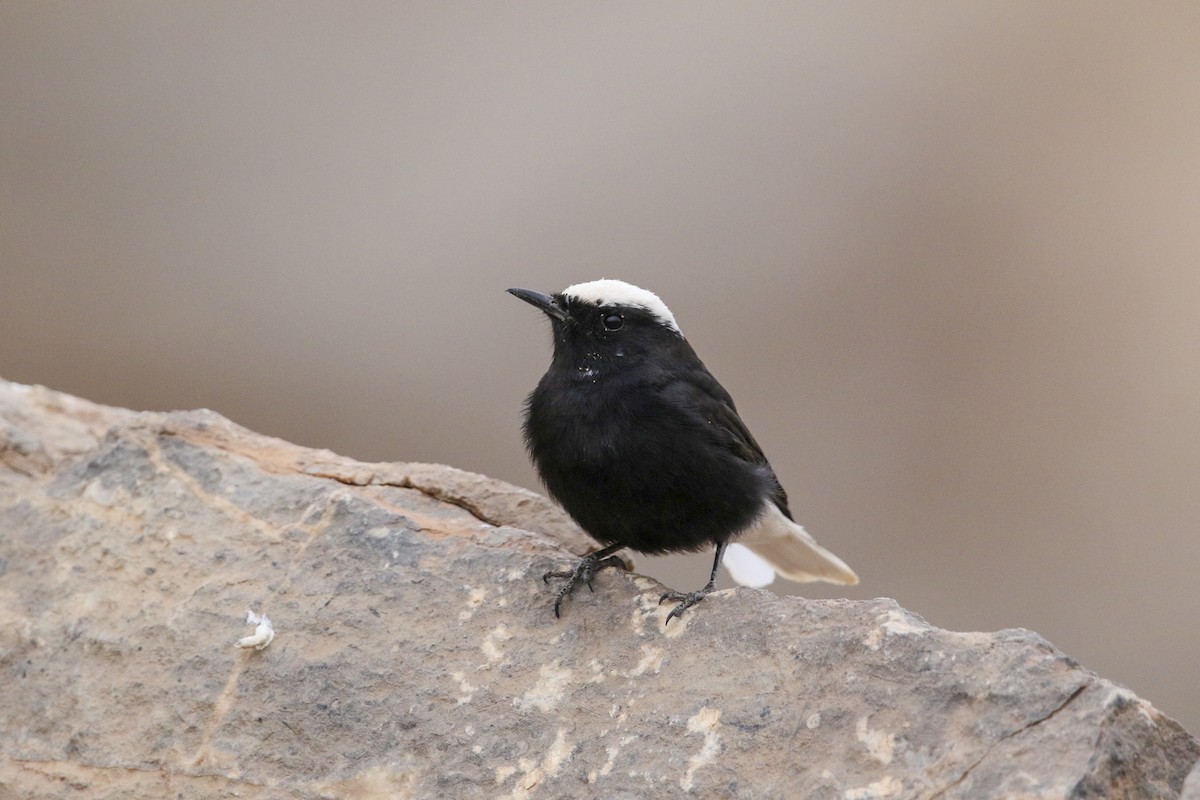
[542,543,627,618]
[658,540,728,624]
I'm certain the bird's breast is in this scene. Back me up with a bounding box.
[524,376,772,553]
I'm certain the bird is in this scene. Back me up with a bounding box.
[507,279,858,623]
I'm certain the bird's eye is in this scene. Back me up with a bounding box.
[602,313,624,331]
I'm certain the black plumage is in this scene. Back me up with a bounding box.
[508,280,857,622]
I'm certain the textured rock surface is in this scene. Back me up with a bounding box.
[0,379,1196,800]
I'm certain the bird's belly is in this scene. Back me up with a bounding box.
[529,400,769,554]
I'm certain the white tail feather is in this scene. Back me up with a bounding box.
[722,543,778,587]
[734,501,859,586]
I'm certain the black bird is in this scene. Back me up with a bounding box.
[508,279,857,623]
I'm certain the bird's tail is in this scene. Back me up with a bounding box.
[729,501,859,586]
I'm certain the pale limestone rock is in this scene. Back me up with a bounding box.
[0,379,1196,799]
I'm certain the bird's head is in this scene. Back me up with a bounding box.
[507,279,687,376]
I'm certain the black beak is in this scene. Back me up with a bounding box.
[507,287,569,323]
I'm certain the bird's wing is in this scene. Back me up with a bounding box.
[659,370,794,517]
[661,369,859,587]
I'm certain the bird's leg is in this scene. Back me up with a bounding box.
[659,540,728,624]
[542,543,627,618]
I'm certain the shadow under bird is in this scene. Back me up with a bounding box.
[508,279,858,623]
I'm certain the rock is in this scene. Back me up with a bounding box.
[0,378,1196,800]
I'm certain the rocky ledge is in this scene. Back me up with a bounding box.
[0,379,1196,799]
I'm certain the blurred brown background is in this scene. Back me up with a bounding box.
[2,4,1197,731]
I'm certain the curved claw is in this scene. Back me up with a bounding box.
[540,548,627,619]
[663,601,691,624]
[658,588,712,624]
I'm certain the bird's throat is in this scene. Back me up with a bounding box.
[554,347,626,383]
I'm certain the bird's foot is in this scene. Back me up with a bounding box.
[658,583,716,625]
[543,551,626,618]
